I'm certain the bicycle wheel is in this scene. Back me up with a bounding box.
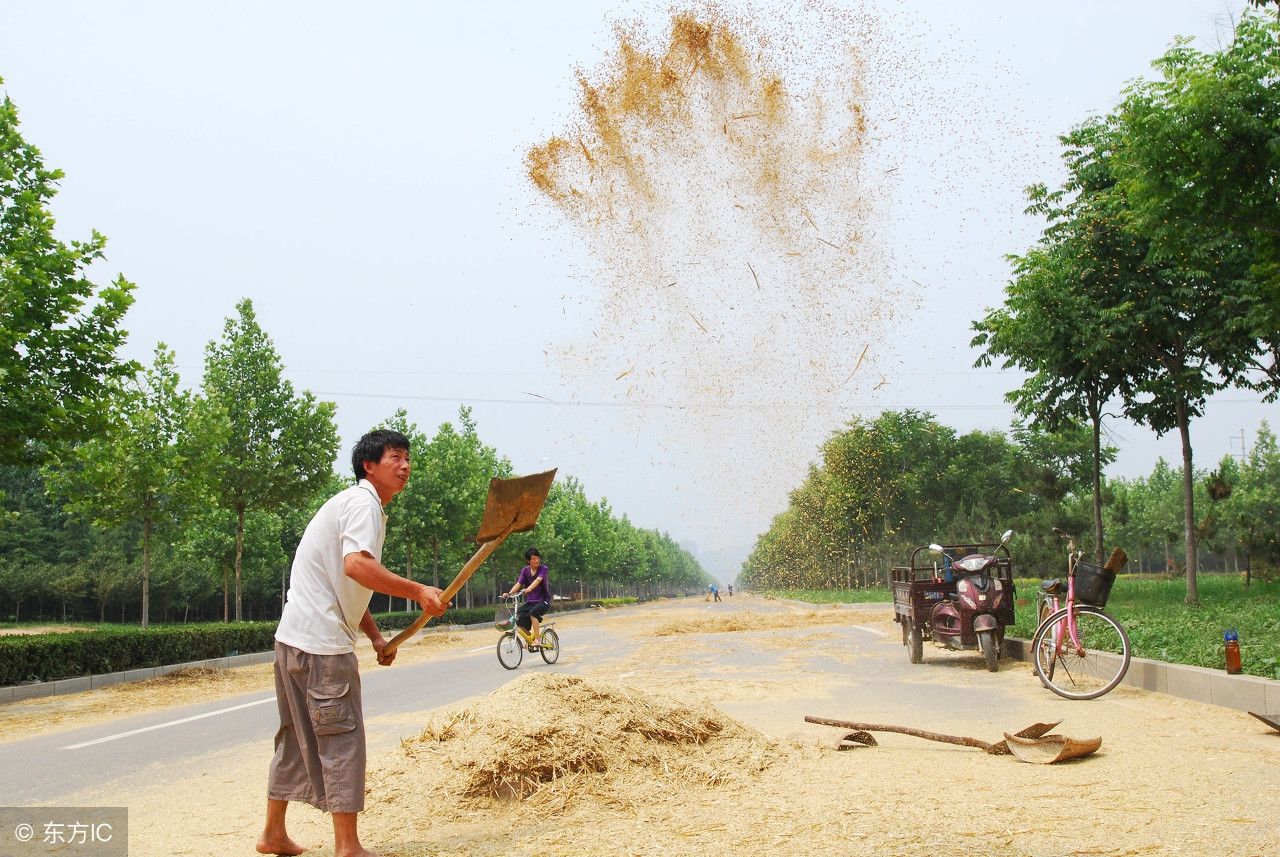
[496,631,523,670]
[1031,605,1130,700]
[1034,598,1058,687]
[539,628,560,664]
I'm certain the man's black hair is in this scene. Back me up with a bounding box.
[352,429,410,481]
[525,547,541,562]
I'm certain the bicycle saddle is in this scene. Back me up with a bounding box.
[1039,579,1062,594]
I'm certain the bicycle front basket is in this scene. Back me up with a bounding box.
[1074,562,1116,608]
[494,606,510,629]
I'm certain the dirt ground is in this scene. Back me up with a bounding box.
[17,597,1279,856]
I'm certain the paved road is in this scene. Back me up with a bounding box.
[3,626,587,804]
[0,597,1044,805]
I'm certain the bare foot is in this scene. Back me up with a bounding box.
[256,834,306,856]
[337,847,380,857]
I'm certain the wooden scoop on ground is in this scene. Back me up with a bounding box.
[805,715,1101,763]
[1002,732,1102,764]
[381,469,557,658]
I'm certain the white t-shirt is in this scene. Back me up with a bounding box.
[275,479,387,655]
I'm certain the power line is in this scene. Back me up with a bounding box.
[310,388,1271,413]
[177,364,1031,380]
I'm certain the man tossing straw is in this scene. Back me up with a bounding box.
[258,429,447,857]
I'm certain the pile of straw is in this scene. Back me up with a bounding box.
[382,673,775,811]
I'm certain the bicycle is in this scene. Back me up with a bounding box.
[1031,528,1131,700]
[495,593,559,670]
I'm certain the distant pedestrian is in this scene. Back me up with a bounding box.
[711,583,721,603]
[727,583,734,597]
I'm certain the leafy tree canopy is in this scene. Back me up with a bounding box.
[0,79,136,465]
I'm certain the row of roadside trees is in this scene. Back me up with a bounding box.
[0,299,706,625]
[740,409,1280,591]
[0,77,705,626]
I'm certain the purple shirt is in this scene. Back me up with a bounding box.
[517,564,550,604]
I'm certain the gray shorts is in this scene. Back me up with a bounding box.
[267,641,366,813]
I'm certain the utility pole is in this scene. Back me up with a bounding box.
[1228,429,1248,465]
[1225,429,1247,578]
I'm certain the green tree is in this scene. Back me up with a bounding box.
[45,344,199,627]
[973,117,1131,563]
[0,462,97,620]
[1105,17,1280,602]
[379,406,510,609]
[0,557,41,621]
[380,410,435,611]
[81,531,137,622]
[1116,459,1186,571]
[1223,422,1280,575]
[273,470,345,613]
[200,299,338,621]
[984,95,1257,603]
[1112,12,1280,391]
[0,79,137,466]
[171,506,286,620]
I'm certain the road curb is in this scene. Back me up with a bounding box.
[0,650,280,705]
[1002,636,1280,713]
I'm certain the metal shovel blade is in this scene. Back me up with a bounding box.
[1248,711,1280,732]
[473,469,558,543]
[835,731,879,750]
[985,721,1062,755]
[1002,732,1102,764]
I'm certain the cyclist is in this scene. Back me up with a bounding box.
[505,547,551,649]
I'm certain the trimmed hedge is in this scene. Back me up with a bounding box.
[0,622,278,686]
[0,599,616,686]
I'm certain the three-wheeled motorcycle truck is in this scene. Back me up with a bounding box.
[891,531,1016,672]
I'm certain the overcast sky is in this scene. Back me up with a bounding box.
[2,1,1272,578]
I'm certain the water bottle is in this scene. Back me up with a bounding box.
[1223,629,1242,675]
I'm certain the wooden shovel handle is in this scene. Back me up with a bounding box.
[380,528,511,658]
[804,716,1061,755]
[804,716,994,751]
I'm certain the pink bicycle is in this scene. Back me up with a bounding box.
[1032,528,1131,700]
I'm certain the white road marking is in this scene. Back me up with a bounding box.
[851,624,888,637]
[469,645,492,653]
[61,697,275,750]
